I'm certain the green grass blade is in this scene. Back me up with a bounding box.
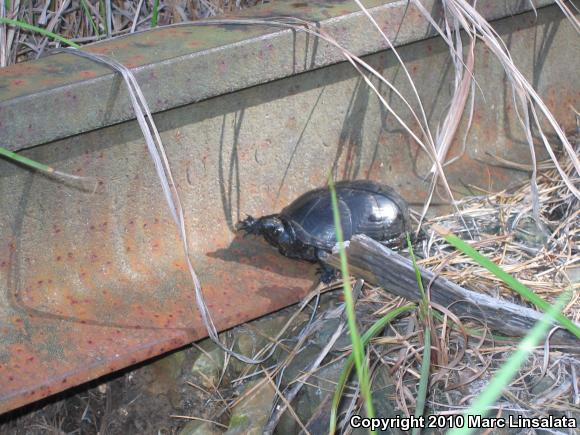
[1,146,97,192]
[80,0,100,37]
[0,146,54,173]
[328,175,375,428]
[151,0,160,27]
[329,303,417,434]
[432,224,580,338]
[447,289,573,435]
[407,233,428,316]
[0,17,80,48]
[413,331,431,435]
[407,234,432,435]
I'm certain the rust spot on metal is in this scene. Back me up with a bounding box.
[79,70,97,78]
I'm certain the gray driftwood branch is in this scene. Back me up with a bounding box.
[320,235,578,347]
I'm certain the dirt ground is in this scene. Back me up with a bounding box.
[0,348,206,434]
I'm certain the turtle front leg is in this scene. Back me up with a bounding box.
[316,250,340,284]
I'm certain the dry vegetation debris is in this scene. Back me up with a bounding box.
[0,0,269,65]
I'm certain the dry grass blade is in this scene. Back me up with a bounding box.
[35,0,71,59]
[262,368,310,435]
[52,46,270,364]
[431,9,476,173]
[131,0,145,33]
[352,1,498,238]
[553,0,580,33]
[0,0,21,67]
[444,0,580,201]
[408,0,580,232]
[105,0,112,38]
[423,138,580,336]
[354,0,435,149]
[0,1,6,67]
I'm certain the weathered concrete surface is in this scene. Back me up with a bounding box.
[0,2,578,414]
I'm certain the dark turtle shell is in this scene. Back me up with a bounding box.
[279,180,410,251]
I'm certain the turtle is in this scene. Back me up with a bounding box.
[237,180,410,282]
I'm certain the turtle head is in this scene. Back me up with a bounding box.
[237,215,293,250]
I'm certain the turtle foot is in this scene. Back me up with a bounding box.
[317,263,340,284]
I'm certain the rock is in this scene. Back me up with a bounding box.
[228,313,306,377]
[314,316,352,350]
[565,266,580,283]
[179,419,223,435]
[371,364,404,435]
[191,338,226,390]
[277,356,342,434]
[511,214,550,249]
[530,375,557,397]
[225,380,276,435]
[145,349,188,407]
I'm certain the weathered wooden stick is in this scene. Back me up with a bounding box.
[320,235,579,346]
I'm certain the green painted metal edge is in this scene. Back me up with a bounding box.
[0,0,553,152]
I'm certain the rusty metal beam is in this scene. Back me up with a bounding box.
[0,1,578,415]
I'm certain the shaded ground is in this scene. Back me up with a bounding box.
[0,345,206,434]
